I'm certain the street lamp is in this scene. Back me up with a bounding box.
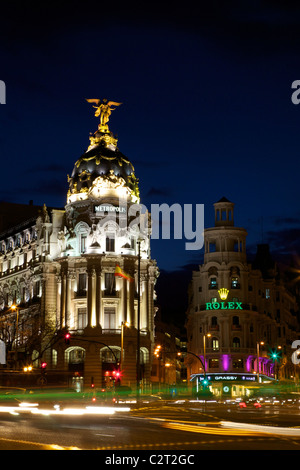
[257,341,264,383]
[11,304,19,368]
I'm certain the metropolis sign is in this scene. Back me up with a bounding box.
[94,205,126,214]
[206,301,243,310]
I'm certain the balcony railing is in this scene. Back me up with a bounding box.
[200,347,256,355]
[231,324,242,330]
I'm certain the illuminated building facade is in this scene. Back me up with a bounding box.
[0,102,158,389]
[186,197,299,397]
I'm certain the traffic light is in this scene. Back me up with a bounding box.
[64,332,71,345]
[202,378,210,389]
[269,348,282,361]
[41,362,47,375]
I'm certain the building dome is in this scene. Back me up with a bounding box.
[67,128,140,202]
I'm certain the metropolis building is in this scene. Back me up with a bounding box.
[0,100,159,389]
[186,197,299,398]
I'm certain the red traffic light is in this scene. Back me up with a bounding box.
[41,362,47,369]
[64,332,71,344]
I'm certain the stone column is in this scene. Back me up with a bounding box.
[60,272,66,328]
[129,277,135,327]
[95,268,102,327]
[65,273,72,328]
[141,277,148,330]
[56,275,61,329]
[87,268,96,327]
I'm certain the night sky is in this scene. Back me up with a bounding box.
[1,1,300,325]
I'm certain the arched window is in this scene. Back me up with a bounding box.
[65,346,86,365]
[100,346,120,364]
[65,346,85,373]
[212,337,219,351]
[75,222,89,255]
[232,337,240,348]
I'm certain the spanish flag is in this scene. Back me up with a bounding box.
[114,264,134,282]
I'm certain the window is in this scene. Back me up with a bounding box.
[232,315,240,326]
[231,277,240,289]
[78,273,87,292]
[266,288,270,299]
[211,316,219,331]
[209,358,219,368]
[80,233,87,253]
[101,347,120,363]
[233,358,243,369]
[211,297,218,304]
[104,307,116,329]
[33,280,40,297]
[209,277,217,289]
[105,273,116,294]
[69,348,85,364]
[78,308,87,329]
[106,235,115,252]
[209,242,216,252]
[212,337,219,351]
[232,337,240,348]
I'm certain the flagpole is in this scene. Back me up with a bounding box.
[136,240,141,397]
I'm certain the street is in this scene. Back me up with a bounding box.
[1,397,300,451]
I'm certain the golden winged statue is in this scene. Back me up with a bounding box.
[86,98,122,131]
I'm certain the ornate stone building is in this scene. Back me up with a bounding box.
[186,197,299,397]
[0,100,159,389]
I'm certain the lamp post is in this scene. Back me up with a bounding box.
[257,341,264,384]
[11,304,19,369]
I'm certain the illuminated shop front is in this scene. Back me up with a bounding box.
[190,372,275,398]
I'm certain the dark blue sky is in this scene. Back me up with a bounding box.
[1,1,300,282]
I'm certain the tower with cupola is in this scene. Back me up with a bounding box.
[186,198,299,397]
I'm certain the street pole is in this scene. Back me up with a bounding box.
[11,305,19,369]
[257,341,264,384]
[120,322,124,378]
[136,240,141,397]
[203,333,211,378]
[120,321,129,384]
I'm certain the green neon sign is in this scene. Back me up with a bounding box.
[206,301,243,310]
